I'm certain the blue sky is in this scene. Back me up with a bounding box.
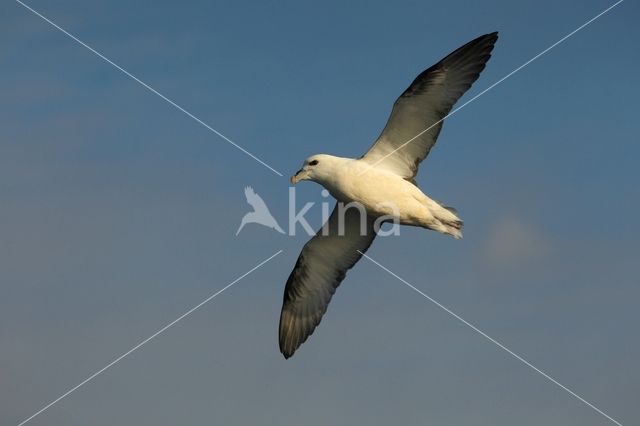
[1,0,639,425]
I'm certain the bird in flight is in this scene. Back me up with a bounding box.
[236,186,285,235]
[280,32,498,358]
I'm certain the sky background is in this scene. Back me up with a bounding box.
[1,0,639,425]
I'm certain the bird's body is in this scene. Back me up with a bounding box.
[280,32,499,358]
[309,155,462,237]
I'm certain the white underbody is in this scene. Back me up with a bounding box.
[319,159,462,238]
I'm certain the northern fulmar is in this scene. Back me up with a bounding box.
[280,32,498,358]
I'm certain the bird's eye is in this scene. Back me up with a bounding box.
[309,160,319,166]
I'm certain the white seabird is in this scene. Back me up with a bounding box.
[280,32,498,358]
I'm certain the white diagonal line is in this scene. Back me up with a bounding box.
[16,250,283,426]
[358,250,623,426]
[360,0,624,176]
[15,0,284,177]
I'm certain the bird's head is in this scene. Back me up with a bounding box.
[290,154,337,185]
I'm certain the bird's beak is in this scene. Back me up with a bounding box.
[290,169,305,184]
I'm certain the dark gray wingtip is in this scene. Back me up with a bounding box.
[278,305,322,359]
[477,31,499,43]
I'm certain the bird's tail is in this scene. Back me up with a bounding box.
[432,202,463,239]
[272,223,286,234]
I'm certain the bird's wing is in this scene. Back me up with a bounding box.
[279,205,377,358]
[361,32,498,180]
[244,186,269,211]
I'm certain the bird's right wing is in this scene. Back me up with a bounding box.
[279,204,377,358]
[361,32,498,180]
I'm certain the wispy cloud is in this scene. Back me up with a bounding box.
[484,215,551,269]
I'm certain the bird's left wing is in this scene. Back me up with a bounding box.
[361,32,498,180]
[279,205,377,358]
[244,186,269,211]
